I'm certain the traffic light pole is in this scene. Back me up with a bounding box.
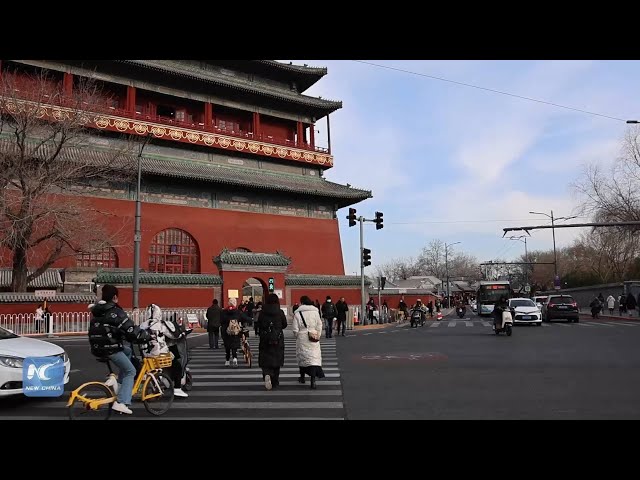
[360,215,366,326]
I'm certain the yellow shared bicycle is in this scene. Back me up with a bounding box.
[67,347,175,420]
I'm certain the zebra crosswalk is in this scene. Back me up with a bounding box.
[183,332,344,419]
[346,319,640,335]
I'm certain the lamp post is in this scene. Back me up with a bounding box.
[529,211,577,286]
[445,241,460,307]
[132,133,152,311]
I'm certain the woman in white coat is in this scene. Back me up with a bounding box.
[292,295,326,389]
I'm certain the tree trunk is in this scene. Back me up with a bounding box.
[11,246,28,292]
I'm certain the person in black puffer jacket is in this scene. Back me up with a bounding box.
[88,284,147,415]
[257,293,287,390]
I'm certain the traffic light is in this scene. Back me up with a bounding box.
[380,276,386,290]
[374,211,384,230]
[268,277,275,292]
[362,248,371,267]
[347,208,357,227]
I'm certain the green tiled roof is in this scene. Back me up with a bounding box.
[0,293,97,304]
[0,138,372,206]
[121,60,342,114]
[285,274,372,286]
[95,272,223,285]
[0,269,63,289]
[215,250,291,267]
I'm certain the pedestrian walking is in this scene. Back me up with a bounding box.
[206,299,222,349]
[606,294,615,315]
[292,296,325,389]
[257,293,287,390]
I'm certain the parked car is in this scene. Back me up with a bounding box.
[0,325,71,397]
[508,298,542,326]
[542,295,579,323]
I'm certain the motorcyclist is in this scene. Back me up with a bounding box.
[88,284,149,415]
[411,299,428,325]
[456,299,466,317]
[492,295,509,330]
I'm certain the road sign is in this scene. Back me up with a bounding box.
[274,289,283,299]
[554,275,561,290]
[186,313,199,327]
[524,285,531,293]
[34,290,56,299]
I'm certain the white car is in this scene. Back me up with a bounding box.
[0,325,71,397]
[508,298,542,326]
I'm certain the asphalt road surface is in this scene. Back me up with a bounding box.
[3,313,640,419]
[337,312,640,419]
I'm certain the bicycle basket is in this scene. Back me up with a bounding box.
[149,353,173,369]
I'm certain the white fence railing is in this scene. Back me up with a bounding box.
[0,308,208,337]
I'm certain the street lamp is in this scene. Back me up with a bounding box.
[509,235,529,289]
[529,211,577,281]
[445,241,460,307]
[626,120,639,124]
[132,133,152,311]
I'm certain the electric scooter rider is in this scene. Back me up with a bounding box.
[492,296,509,330]
[411,299,428,326]
[456,299,466,318]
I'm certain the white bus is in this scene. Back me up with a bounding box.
[476,280,511,316]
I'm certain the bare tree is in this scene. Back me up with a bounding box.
[572,126,640,224]
[375,257,422,283]
[0,67,136,291]
[417,239,446,279]
[448,252,479,279]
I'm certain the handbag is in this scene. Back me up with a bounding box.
[298,311,320,342]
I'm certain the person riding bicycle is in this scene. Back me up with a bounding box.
[88,284,149,415]
[140,303,189,398]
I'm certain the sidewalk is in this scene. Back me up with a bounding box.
[578,308,640,322]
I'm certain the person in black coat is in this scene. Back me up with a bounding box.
[335,297,349,336]
[257,293,287,390]
[220,298,243,367]
[206,299,222,349]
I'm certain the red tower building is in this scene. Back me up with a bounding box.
[0,60,371,312]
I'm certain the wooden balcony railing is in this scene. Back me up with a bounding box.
[1,78,329,154]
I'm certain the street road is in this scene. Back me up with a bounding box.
[3,313,640,419]
[336,312,640,419]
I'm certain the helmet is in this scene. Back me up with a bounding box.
[136,328,151,344]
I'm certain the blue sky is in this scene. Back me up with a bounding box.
[286,60,640,276]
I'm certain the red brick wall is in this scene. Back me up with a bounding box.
[0,195,346,276]
[0,303,93,315]
[288,288,362,306]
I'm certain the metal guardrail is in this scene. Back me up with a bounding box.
[0,308,208,337]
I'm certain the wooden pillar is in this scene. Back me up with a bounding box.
[126,86,136,113]
[252,112,262,138]
[204,102,213,128]
[310,123,315,149]
[296,121,304,146]
[63,72,73,96]
[326,114,331,154]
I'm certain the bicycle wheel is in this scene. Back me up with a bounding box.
[67,382,114,420]
[142,372,174,416]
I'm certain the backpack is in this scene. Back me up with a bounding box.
[261,319,282,345]
[227,318,241,336]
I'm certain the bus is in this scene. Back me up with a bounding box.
[476,280,511,316]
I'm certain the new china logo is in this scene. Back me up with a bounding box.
[23,356,65,397]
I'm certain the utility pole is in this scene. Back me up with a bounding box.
[360,215,365,326]
[132,133,152,311]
